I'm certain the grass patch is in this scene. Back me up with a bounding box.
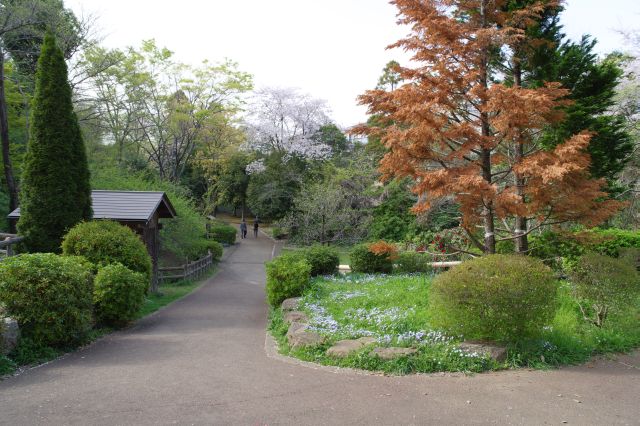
[268,274,640,375]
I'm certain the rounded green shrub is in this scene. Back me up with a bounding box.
[349,243,393,273]
[429,255,557,343]
[265,253,311,306]
[0,253,93,347]
[184,239,223,261]
[207,222,237,245]
[304,245,340,276]
[62,221,152,282]
[394,251,432,274]
[94,263,147,327]
[569,253,640,327]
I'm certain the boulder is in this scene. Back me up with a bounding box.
[458,341,507,362]
[286,321,307,336]
[287,326,325,349]
[284,311,308,325]
[1,317,19,356]
[281,297,302,312]
[371,347,417,360]
[327,337,377,358]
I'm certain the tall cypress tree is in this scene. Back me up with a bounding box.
[18,32,91,253]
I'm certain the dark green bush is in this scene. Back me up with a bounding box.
[303,245,340,276]
[208,222,237,245]
[0,253,93,347]
[530,229,640,270]
[62,221,152,283]
[184,239,223,261]
[619,247,640,271]
[349,243,393,273]
[430,255,557,343]
[394,251,432,274]
[569,253,640,327]
[93,263,147,327]
[265,253,311,306]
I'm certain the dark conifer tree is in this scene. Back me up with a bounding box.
[18,32,91,252]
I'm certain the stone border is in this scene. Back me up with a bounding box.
[263,330,473,378]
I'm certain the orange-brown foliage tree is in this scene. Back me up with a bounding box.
[355,0,623,254]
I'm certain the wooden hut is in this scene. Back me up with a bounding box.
[8,190,177,291]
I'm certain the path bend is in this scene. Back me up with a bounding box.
[0,234,638,425]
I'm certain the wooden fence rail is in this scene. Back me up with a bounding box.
[158,251,214,283]
[0,234,24,260]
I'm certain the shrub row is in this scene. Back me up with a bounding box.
[265,245,341,306]
[207,222,237,245]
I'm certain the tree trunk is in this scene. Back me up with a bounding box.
[512,58,528,254]
[0,49,19,232]
[478,4,495,254]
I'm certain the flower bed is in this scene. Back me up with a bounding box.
[268,273,640,375]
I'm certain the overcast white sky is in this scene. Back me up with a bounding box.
[66,0,640,127]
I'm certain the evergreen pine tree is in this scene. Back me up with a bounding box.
[18,32,91,253]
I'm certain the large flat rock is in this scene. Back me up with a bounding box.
[281,297,302,312]
[458,341,507,362]
[371,347,417,360]
[284,311,308,325]
[327,337,377,358]
[287,326,325,350]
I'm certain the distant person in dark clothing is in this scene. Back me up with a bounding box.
[253,219,259,238]
[240,220,247,239]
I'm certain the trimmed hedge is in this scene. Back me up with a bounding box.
[429,255,557,343]
[0,254,93,347]
[266,252,311,307]
[304,245,340,276]
[394,251,432,274]
[350,243,393,273]
[62,221,152,282]
[208,222,237,245]
[94,264,148,327]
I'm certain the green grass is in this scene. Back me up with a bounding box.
[1,269,215,378]
[268,273,640,375]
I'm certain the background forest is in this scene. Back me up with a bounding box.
[1,0,640,261]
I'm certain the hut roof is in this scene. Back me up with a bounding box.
[8,190,177,223]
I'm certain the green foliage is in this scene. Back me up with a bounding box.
[0,253,93,347]
[62,221,152,282]
[534,36,632,184]
[207,222,237,245]
[394,251,432,274]
[265,253,311,306]
[430,255,557,343]
[303,245,340,276]
[368,179,417,242]
[90,166,207,262]
[18,33,92,253]
[0,190,9,232]
[312,124,349,155]
[272,226,287,240]
[619,247,640,271]
[569,253,640,327]
[529,228,640,270]
[349,243,393,273]
[93,264,148,327]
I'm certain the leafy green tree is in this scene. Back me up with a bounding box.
[18,33,91,252]
[313,123,348,156]
[534,37,632,184]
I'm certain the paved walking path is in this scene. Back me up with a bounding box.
[0,234,639,425]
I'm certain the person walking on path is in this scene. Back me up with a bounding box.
[253,219,259,238]
[240,220,247,239]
